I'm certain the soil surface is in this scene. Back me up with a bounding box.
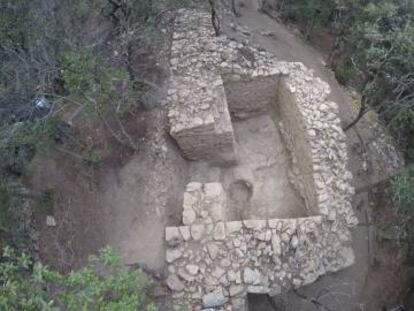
[99,109,189,271]
[31,108,189,273]
[189,114,307,221]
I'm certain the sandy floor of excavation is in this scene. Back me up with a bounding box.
[189,114,307,221]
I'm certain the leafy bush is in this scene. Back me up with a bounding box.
[59,50,127,106]
[334,60,355,86]
[0,118,60,175]
[272,0,414,147]
[390,165,414,255]
[0,245,157,310]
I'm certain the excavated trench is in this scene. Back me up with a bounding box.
[164,8,357,309]
[188,117,307,221]
[188,78,310,222]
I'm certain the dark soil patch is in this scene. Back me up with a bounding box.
[28,109,149,272]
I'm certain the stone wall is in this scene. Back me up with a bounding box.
[166,13,236,163]
[182,182,226,226]
[279,63,357,226]
[164,9,358,311]
[168,75,236,163]
[275,75,318,213]
[223,74,280,119]
[165,183,354,310]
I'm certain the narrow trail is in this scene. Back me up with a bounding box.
[224,0,354,123]
[223,1,372,309]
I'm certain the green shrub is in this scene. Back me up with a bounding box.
[334,60,355,86]
[83,151,102,169]
[0,118,60,175]
[59,50,127,111]
[390,164,414,255]
[392,165,414,214]
[0,245,157,310]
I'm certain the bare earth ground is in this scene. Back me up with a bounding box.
[189,114,307,221]
[30,108,189,273]
[29,1,408,310]
[99,108,189,271]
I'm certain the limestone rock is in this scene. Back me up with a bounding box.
[339,246,355,267]
[178,268,195,282]
[191,225,205,240]
[166,248,182,263]
[167,274,185,292]
[247,286,270,294]
[243,267,261,285]
[271,235,281,256]
[202,287,228,308]
[204,182,222,198]
[212,266,226,279]
[228,270,242,284]
[166,227,182,244]
[290,235,299,249]
[226,221,242,234]
[207,243,219,260]
[243,219,266,230]
[187,182,202,192]
[179,226,191,241]
[183,209,196,225]
[229,285,245,296]
[46,216,56,227]
[214,222,226,240]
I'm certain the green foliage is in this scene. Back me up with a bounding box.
[276,0,414,149]
[274,0,414,257]
[37,190,55,214]
[59,50,127,113]
[0,184,12,233]
[0,0,60,95]
[334,59,355,85]
[392,165,414,214]
[276,0,336,38]
[0,179,35,252]
[357,5,413,149]
[83,151,102,169]
[390,165,414,255]
[0,118,60,174]
[0,245,157,310]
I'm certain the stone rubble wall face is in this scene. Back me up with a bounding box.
[168,74,236,163]
[276,76,318,213]
[182,182,227,226]
[165,215,354,309]
[171,123,235,163]
[167,13,237,163]
[223,75,280,119]
[281,63,357,227]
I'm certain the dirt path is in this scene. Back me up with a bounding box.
[99,109,189,272]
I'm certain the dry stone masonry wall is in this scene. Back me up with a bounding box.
[166,183,354,310]
[164,9,357,310]
[224,75,281,120]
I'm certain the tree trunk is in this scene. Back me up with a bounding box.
[211,8,220,36]
[343,95,369,132]
[208,0,220,36]
[231,0,240,17]
[306,9,320,40]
